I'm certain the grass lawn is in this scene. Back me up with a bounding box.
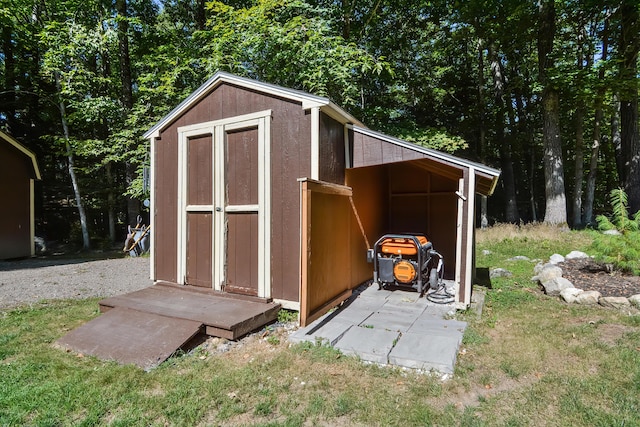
[1,224,639,426]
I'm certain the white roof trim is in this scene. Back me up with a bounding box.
[0,130,41,180]
[351,125,501,179]
[144,71,363,139]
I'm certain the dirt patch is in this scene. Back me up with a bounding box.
[595,323,636,346]
[559,258,640,298]
[0,255,152,310]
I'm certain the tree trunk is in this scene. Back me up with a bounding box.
[612,95,623,183]
[195,0,206,30]
[541,88,567,225]
[584,23,609,226]
[55,72,90,249]
[477,39,488,228]
[3,26,16,133]
[117,0,139,224]
[619,0,640,213]
[538,0,567,225]
[584,102,602,227]
[489,43,519,223]
[106,161,116,243]
[572,105,585,228]
[116,0,133,110]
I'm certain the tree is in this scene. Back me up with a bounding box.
[618,0,640,214]
[538,0,568,225]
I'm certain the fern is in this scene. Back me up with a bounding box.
[597,188,640,233]
[592,188,640,275]
[610,188,629,231]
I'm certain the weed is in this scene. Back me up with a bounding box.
[266,335,280,346]
[462,326,489,346]
[277,309,298,323]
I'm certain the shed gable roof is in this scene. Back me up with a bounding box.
[0,130,41,180]
[351,126,500,196]
[144,71,363,139]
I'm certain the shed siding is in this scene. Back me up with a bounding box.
[155,82,311,302]
[0,142,32,259]
[318,112,345,184]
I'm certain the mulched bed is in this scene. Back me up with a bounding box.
[559,258,640,298]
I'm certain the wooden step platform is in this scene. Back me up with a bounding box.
[99,283,281,340]
[56,283,281,369]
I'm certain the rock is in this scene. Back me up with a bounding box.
[629,294,640,308]
[482,250,492,255]
[508,256,530,261]
[603,229,621,235]
[560,288,583,304]
[575,290,601,305]
[490,268,513,279]
[599,296,631,309]
[565,250,589,260]
[541,277,575,296]
[533,262,545,275]
[537,265,563,283]
[549,254,565,264]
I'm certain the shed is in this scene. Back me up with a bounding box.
[0,130,41,259]
[143,72,500,326]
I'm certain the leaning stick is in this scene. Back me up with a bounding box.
[124,225,151,253]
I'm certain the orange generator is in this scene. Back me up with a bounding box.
[368,233,445,299]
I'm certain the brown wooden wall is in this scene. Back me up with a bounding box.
[351,130,425,167]
[387,162,458,279]
[345,166,388,286]
[300,179,353,326]
[319,112,345,184]
[0,141,34,259]
[154,83,312,301]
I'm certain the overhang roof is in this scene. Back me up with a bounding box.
[0,130,41,180]
[144,71,364,139]
[351,126,501,196]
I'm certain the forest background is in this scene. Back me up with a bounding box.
[1,0,639,249]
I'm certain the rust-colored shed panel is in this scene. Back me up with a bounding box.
[319,112,345,184]
[0,132,40,260]
[187,134,213,206]
[153,135,178,283]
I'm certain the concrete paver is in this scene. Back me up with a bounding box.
[289,283,466,374]
[334,326,399,364]
[388,332,462,373]
[363,306,424,332]
[289,318,353,346]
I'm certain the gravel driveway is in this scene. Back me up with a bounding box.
[0,255,152,310]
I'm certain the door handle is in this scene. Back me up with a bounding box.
[215,207,222,212]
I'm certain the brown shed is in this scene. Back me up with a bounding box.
[144,72,500,325]
[0,130,41,259]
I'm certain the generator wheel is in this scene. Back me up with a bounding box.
[429,268,439,290]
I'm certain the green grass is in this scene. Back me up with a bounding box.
[1,224,640,426]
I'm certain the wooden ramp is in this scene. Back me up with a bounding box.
[56,283,280,369]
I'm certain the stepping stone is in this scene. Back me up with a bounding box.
[334,326,399,364]
[388,332,462,374]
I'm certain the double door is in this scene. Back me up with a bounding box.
[177,111,271,298]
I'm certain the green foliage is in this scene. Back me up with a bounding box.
[596,188,640,233]
[277,309,298,323]
[382,124,468,153]
[591,233,640,275]
[592,188,640,275]
[199,0,391,110]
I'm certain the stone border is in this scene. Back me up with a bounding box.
[532,251,640,309]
